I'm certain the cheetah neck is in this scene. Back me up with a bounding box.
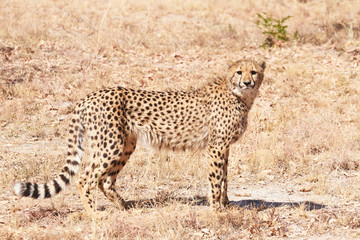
[209,76,259,110]
[232,88,259,110]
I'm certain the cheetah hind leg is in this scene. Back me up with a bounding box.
[76,148,127,215]
[98,169,127,210]
[77,157,129,215]
[77,166,98,215]
[76,171,114,219]
[97,135,137,210]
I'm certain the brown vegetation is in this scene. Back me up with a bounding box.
[0,0,359,239]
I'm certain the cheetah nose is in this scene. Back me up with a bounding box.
[243,81,251,86]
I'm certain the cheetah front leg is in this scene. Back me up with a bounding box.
[207,143,229,210]
[220,149,230,206]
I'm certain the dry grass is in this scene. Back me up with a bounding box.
[1,0,360,239]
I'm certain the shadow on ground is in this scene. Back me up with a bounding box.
[121,196,325,211]
[229,199,325,210]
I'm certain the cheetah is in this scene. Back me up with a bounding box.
[14,59,266,213]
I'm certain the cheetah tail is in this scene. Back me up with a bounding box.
[14,103,86,199]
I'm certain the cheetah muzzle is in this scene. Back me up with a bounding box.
[14,59,266,214]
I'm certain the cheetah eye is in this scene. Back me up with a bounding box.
[236,71,242,76]
[250,71,257,75]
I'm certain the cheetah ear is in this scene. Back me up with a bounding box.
[226,60,236,68]
[258,60,266,70]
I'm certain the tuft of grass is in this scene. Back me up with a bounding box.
[256,12,292,48]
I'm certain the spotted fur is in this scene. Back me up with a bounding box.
[14,59,266,213]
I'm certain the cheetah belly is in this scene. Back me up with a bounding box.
[131,123,209,151]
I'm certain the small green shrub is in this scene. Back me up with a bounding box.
[256,12,292,48]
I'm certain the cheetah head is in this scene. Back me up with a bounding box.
[227,59,266,105]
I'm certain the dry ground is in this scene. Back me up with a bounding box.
[1,0,360,239]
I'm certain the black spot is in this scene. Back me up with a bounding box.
[44,183,51,198]
[31,184,40,199]
[53,180,62,193]
[60,174,70,185]
[23,182,32,197]
[103,163,108,168]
